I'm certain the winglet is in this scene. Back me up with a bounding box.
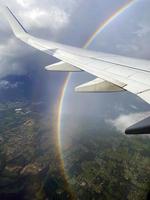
[0,5,28,39]
[125,117,150,134]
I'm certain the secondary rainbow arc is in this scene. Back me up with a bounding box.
[54,0,137,192]
[57,0,137,147]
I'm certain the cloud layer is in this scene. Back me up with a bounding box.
[0,0,82,78]
[2,0,80,30]
[0,80,19,89]
[106,111,150,133]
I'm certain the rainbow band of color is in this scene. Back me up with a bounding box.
[54,0,137,193]
[57,0,137,148]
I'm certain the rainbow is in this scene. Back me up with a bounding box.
[57,73,72,150]
[54,0,137,196]
[84,0,136,48]
[57,0,136,146]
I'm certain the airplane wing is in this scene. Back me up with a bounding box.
[1,6,150,134]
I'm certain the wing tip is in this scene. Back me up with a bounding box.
[1,4,28,37]
[125,117,150,135]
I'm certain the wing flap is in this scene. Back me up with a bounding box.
[45,61,82,72]
[54,50,150,103]
[75,78,124,92]
[138,90,150,104]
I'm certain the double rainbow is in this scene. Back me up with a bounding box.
[57,0,136,149]
[54,0,137,195]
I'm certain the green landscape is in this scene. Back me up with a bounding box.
[64,130,150,200]
[0,102,150,200]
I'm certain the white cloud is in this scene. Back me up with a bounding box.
[2,0,81,30]
[129,104,138,110]
[0,37,25,56]
[0,80,19,89]
[116,43,139,54]
[0,60,26,78]
[20,6,69,30]
[135,23,150,38]
[106,111,150,133]
[16,0,35,8]
[0,37,30,78]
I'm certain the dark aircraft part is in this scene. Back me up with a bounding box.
[125,117,150,135]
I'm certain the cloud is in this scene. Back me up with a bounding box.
[16,0,35,8]
[0,80,19,89]
[0,0,83,78]
[2,0,80,30]
[0,36,31,78]
[0,59,26,78]
[89,0,150,60]
[106,111,150,133]
[20,6,69,30]
[134,23,150,38]
[0,37,30,57]
[116,43,139,54]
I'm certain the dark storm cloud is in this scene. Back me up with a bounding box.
[0,0,91,107]
[0,0,83,78]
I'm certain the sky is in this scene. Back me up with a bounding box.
[0,0,150,141]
